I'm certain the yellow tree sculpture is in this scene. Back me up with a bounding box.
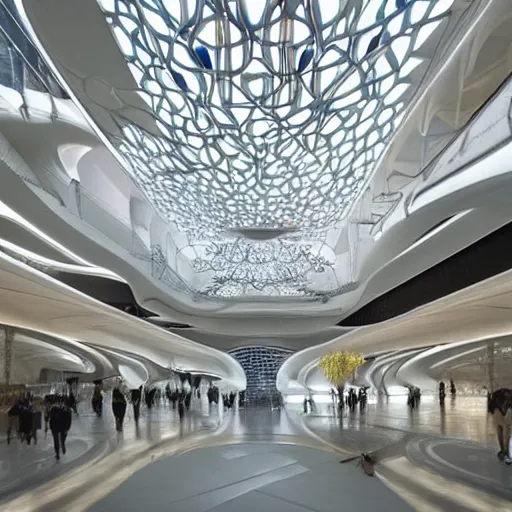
[318,351,365,408]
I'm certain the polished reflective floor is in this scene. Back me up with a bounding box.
[301,396,497,452]
[0,397,222,509]
[1,397,511,511]
[90,442,412,512]
[301,396,512,511]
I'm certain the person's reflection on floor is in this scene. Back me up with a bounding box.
[439,381,446,407]
[178,394,185,422]
[145,388,157,410]
[440,401,446,436]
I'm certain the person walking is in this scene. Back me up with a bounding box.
[130,386,142,423]
[18,398,35,445]
[112,387,127,432]
[49,396,72,460]
[92,381,103,418]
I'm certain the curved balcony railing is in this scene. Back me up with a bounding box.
[0,0,68,106]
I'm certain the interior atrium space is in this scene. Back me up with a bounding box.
[0,0,512,510]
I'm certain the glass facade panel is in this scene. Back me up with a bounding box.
[229,346,293,404]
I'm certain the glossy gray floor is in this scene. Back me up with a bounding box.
[89,442,413,512]
[0,397,222,508]
[302,396,512,511]
[2,397,512,512]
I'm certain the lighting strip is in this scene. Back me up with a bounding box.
[429,346,485,369]
[410,142,512,212]
[0,201,90,266]
[0,237,125,281]
[392,209,473,262]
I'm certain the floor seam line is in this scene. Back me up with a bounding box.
[255,489,323,512]
[166,461,301,505]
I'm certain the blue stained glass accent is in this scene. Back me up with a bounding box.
[366,32,382,56]
[170,69,188,92]
[386,47,399,70]
[377,0,388,21]
[195,45,212,70]
[298,48,314,73]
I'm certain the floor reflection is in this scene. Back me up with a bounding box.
[229,407,299,438]
[0,397,506,512]
[300,396,496,449]
[0,397,220,502]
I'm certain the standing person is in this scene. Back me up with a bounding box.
[450,379,457,397]
[185,391,192,410]
[43,394,54,433]
[49,396,72,461]
[407,387,415,409]
[178,393,185,421]
[92,381,103,418]
[18,398,35,445]
[489,388,512,464]
[145,388,156,409]
[439,381,446,406]
[171,390,178,409]
[130,386,142,423]
[112,387,127,432]
[68,389,78,415]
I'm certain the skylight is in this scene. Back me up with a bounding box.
[97,0,455,299]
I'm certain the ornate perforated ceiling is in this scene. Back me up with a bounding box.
[97,0,455,298]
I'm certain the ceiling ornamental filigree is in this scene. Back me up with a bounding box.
[192,238,335,297]
[97,0,455,299]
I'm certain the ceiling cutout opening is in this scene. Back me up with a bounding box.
[96,0,458,299]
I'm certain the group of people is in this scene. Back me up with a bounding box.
[303,396,315,413]
[207,386,220,405]
[164,387,191,420]
[407,386,422,408]
[7,393,73,461]
[345,387,368,410]
[326,386,368,412]
[438,379,457,405]
[7,394,40,445]
[7,380,218,462]
[92,381,203,430]
[222,392,237,410]
[92,382,134,431]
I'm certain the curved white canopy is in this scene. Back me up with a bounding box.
[277,268,512,394]
[0,250,246,389]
